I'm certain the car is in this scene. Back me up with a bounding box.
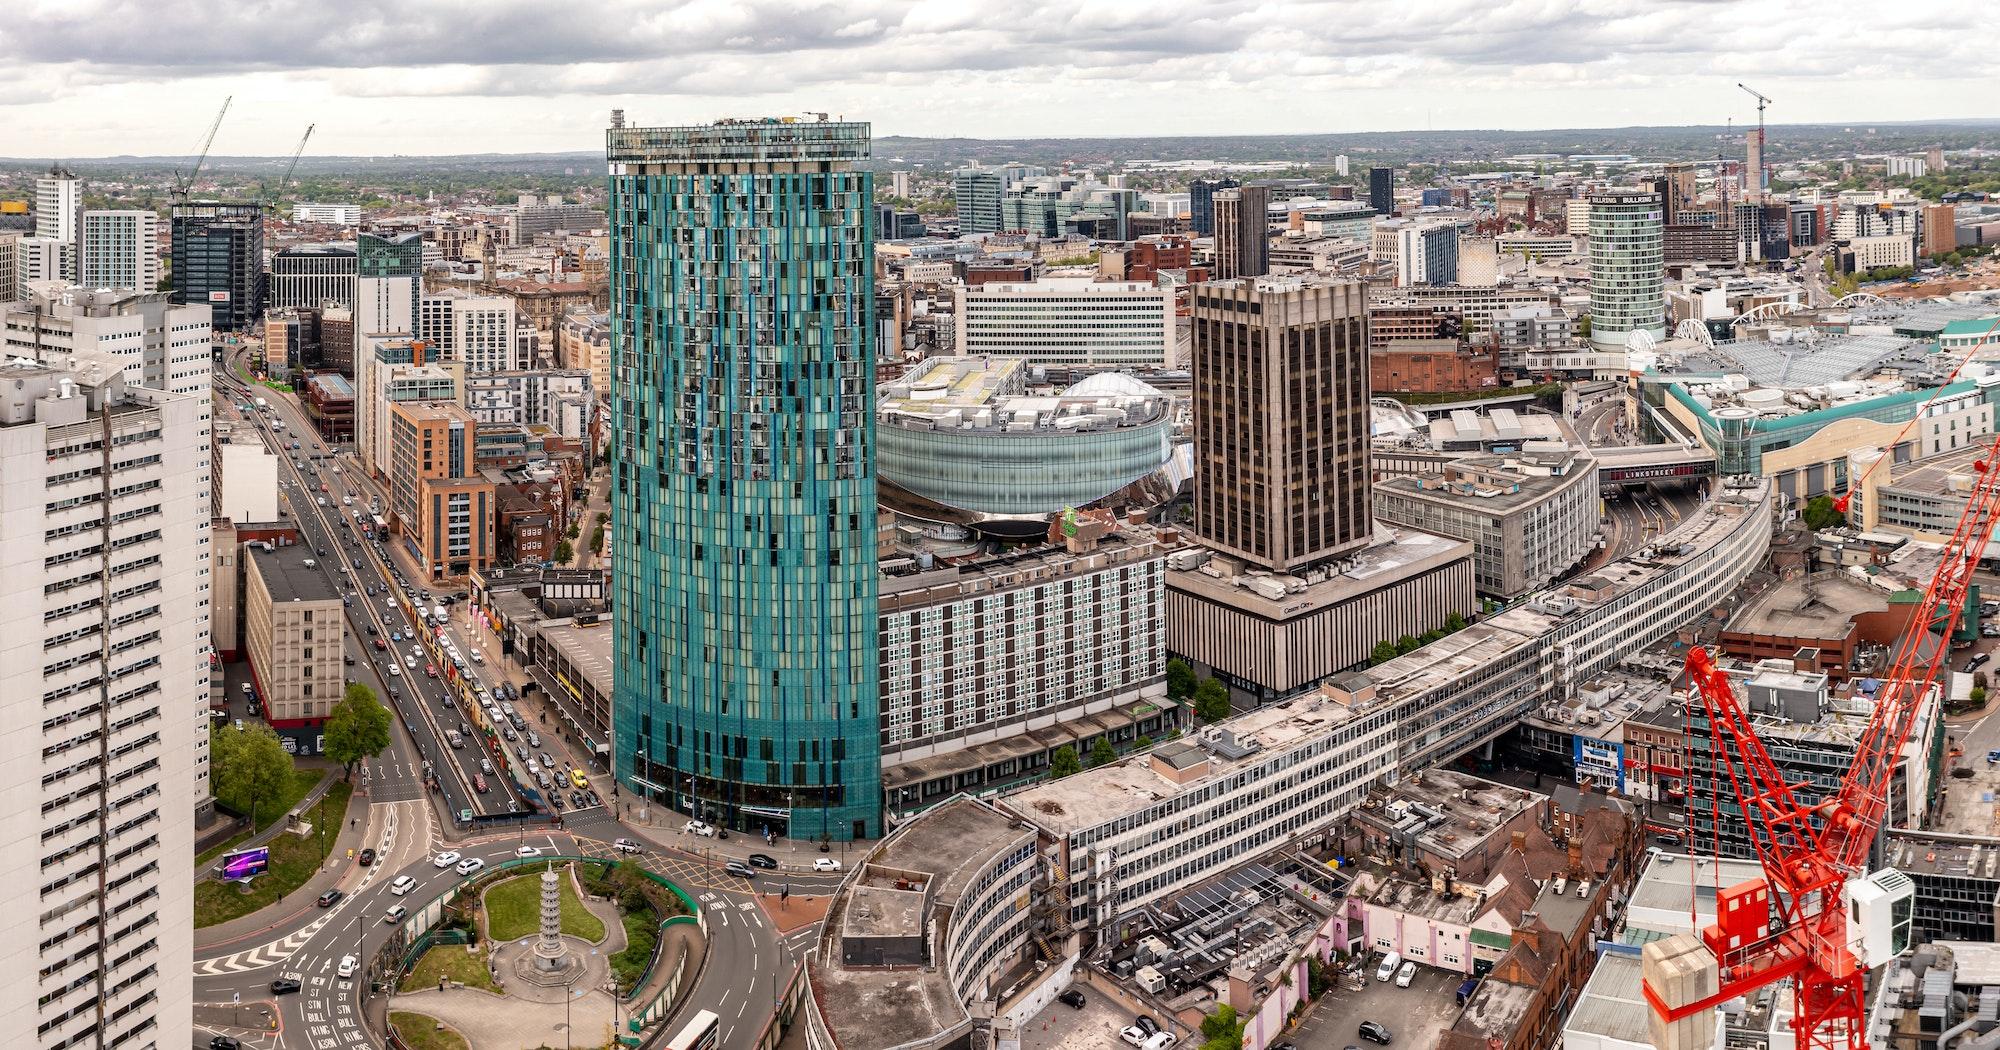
[515,845,543,858]
[571,790,589,809]
[1135,1017,1159,1037]
[516,744,531,764]
[1358,1021,1392,1045]
[1142,1034,1177,1050]
[391,631,401,642]
[540,753,555,769]
[337,955,358,979]
[388,664,401,677]
[724,860,757,878]
[1989,749,2000,764]
[455,857,485,876]
[614,838,645,854]
[426,663,438,678]
[527,731,540,747]
[1375,952,1403,982]
[316,889,343,908]
[382,904,408,924]
[684,820,716,837]
[373,638,387,651]
[1120,1027,1148,1047]
[479,757,494,775]
[269,977,301,995]
[390,874,417,895]
[342,596,352,607]
[365,622,377,634]
[472,773,488,794]
[549,793,564,811]
[746,852,777,869]
[1058,988,1087,1009]
[537,772,553,790]
[358,847,377,867]
[569,768,589,789]
[210,1037,241,1050]
[813,857,842,872]
[433,851,461,868]
[502,725,517,742]
[1394,961,1417,987]
[1966,652,1990,673]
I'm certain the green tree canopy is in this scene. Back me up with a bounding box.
[1050,745,1082,779]
[1090,738,1118,767]
[1199,1004,1245,1050]
[553,539,574,563]
[211,722,295,827]
[1370,640,1400,666]
[1802,495,1847,532]
[1165,658,1197,700]
[1395,634,1422,655]
[325,683,393,781]
[1194,678,1232,723]
[1445,610,1469,632]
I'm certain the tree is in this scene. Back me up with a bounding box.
[1199,1004,1245,1050]
[1577,314,1592,338]
[211,722,294,830]
[1194,678,1232,723]
[1049,745,1082,779]
[1090,738,1117,767]
[325,684,393,781]
[590,524,605,555]
[1445,610,1469,632]
[1972,686,1988,707]
[1165,658,1197,700]
[553,539,574,563]
[1802,495,1847,532]
[1395,634,1422,655]
[1135,735,1154,750]
[1370,640,1400,666]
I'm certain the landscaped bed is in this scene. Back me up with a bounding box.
[482,864,605,943]
[399,943,502,995]
[192,781,353,928]
[196,767,326,867]
[388,1011,471,1050]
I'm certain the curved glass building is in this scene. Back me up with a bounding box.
[1587,189,1665,349]
[607,119,881,841]
[877,357,1175,516]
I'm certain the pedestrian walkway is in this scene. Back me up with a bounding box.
[194,773,337,879]
[611,800,877,874]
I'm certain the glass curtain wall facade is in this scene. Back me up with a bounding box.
[170,201,265,331]
[1587,190,1665,349]
[608,120,882,841]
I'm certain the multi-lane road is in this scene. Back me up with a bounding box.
[199,354,838,1050]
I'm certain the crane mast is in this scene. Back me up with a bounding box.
[173,96,231,200]
[1738,83,1771,200]
[266,124,315,207]
[1647,432,2000,1049]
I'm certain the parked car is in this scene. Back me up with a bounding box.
[614,839,645,854]
[1120,1027,1148,1047]
[1057,989,1087,1009]
[1358,1021,1392,1045]
[316,889,344,908]
[1375,952,1403,982]
[746,853,778,869]
[1395,961,1417,987]
[1134,1017,1159,1037]
[685,820,716,837]
[1142,1034,1177,1050]
[210,1037,240,1050]
[814,857,842,872]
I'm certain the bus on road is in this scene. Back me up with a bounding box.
[665,1010,720,1050]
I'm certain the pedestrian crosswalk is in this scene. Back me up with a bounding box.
[568,838,749,893]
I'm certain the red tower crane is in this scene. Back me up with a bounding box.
[1643,424,2000,1048]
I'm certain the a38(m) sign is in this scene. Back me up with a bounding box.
[1574,736,1626,792]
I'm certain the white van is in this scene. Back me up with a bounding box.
[390,874,417,896]
[1375,952,1403,983]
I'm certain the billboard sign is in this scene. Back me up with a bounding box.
[220,846,270,880]
[1574,736,1626,792]
[208,290,232,303]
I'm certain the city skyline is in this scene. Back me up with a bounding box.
[3,0,1996,156]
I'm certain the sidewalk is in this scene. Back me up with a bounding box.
[611,799,875,875]
[195,783,382,951]
[195,770,337,879]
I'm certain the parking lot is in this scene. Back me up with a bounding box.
[1288,961,1467,1049]
[1020,987,1169,1050]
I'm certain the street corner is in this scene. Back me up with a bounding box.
[194,999,281,1037]
[757,887,831,934]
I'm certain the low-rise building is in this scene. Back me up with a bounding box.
[463,369,594,443]
[955,278,1175,367]
[300,372,355,441]
[245,542,345,752]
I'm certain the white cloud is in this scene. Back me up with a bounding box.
[0,0,1994,155]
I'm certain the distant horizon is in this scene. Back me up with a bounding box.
[5,115,1999,166]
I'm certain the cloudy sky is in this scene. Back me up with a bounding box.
[4,0,1992,157]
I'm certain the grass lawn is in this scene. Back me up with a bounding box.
[388,1012,471,1050]
[192,781,352,928]
[484,866,605,943]
[399,944,501,995]
[197,768,327,867]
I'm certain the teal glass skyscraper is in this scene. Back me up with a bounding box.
[607,119,881,841]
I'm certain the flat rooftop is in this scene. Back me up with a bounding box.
[1375,450,1589,515]
[1355,769,1545,864]
[248,543,341,604]
[1564,950,1651,1045]
[881,528,1169,608]
[1879,439,1989,497]
[1725,570,1892,638]
[1885,831,2000,879]
[1626,852,1769,938]
[1165,524,1471,620]
[815,798,1031,1050]
[535,620,613,694]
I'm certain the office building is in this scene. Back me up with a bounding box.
[1211,185,1270,280]
[1369,167,1394,214]
[299,373,355,442]
[1193,275,1371,572]
[244,543,345,751]
[318,305,354,376]
[556,311,611,395]
[1395,220,1461,286]
[510,199,605,243]
[953,165,1041,236]
[0,230,17,300]
[2,285,213,399]
[608,118,882,840]
[289,203,360,225]
[0,355,205,1049]
[999,175,1136,239]
[34,165,81,248]
[14,236,67,299]
[1586,189,1664,349]
[1373,448,1599,598]
[78,210,160,291]
[418,289,518,372]
[954,279,1174,367]
[170,201,265,331]
[269,243,357,310]
[261,307,317,379]
[1188,176,1240,237]
[355,231,422,341]
[461,369,594,442]
[358,336,461,477]
[387,400,494,578]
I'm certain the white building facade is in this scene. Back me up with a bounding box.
[1,286,213,400]
[79,211,160,292]
[955,279,1174,367]
[0,355,205,1049]
[419,291,519,373]
[290,203,362,225]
